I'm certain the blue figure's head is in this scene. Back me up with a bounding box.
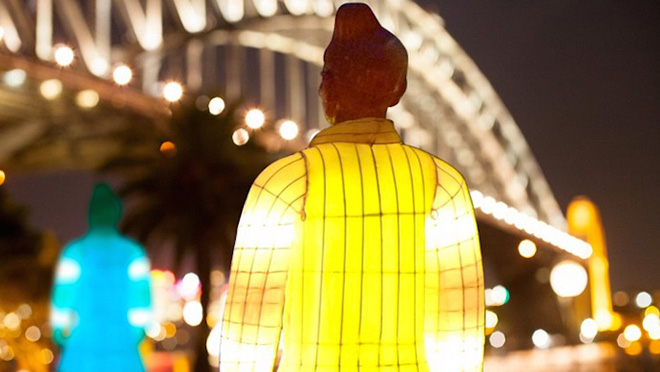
[88,183,122,231]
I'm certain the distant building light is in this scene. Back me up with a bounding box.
[39,79,63,100]
[112,64,133,85]
[53,44,75,66]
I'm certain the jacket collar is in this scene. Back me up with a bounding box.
[308,118,402,147]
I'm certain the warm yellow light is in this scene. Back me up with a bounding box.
[518,239,537,258]
[624,341,643,356]
[163,82,183,102]
[39,79,63,100]
[53,44,75,66]
[232,128,249,146]
[617,333,630,348]
[245,108,265,129]
[610,312,623,331]
[0,170,5,186]
[278,120,299,140]
[550,260,588,298]
[580,318,598,339]
[646,306,660,317]
[90,57,109,76]
[183,301,202,326]
[160,141,177,157]
[650,340,660,354]
[485,310,499,328]
[635,292,653,308]
[145,321,163,339]
[206,324,222,357]
[112,64,133,85]
[164,322,177,337]
[649,328,660,340]
[75,89,100,108]
[0,27,4,42]
[39,348,54,364]
[489,331,506,348]
[624,324,642,342]
[208,97,225,115]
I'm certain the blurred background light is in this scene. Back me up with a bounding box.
[75,90,100,109]
[208,97,225,115]
[245,108,265,129]
[636,291,653,308]
[3,69,26,87]
[532,329,551,349]
[53,44,74,66]
[518,239,537,258]
[39,79,63,100]
[278,120,299,140]
[489,331,506,348]
[163,82,183,102]
[550,260,588,298]
[232,128,249,146]
[183,301,203,326]
[113,64,133,85]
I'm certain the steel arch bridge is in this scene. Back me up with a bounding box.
[0,0,569,233]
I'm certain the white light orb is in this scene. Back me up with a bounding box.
[0,27,5,42]
[90,57,109,76]
[580,318,598,339]
[113,64,133,85]
[636,292,653,308]
[532,329,551,349]
[232,128,249,146]
[279,120,299,140]
[25,326,41,342]
[550,260,588,298]
[245,109,265,129]
[208,97,225,115]
[163,81,183,102]
[3,69,26,87]
[643,313,660,332]
[624,324,642,342]
[485,310,499,328]
[75,90,100,109]
[3,313,20,330]
[183,301,203,326]
[53,45,75,66]
[206,324,222,357]
[39,79,63,100]
[489,285,510,306]
[178,272,200,301]
[489,331,506,348]
[518,239,537,258]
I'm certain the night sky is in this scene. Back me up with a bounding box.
[425,0,660,291]
[5,1,660,292]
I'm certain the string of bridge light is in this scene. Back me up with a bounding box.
[470,190,593,259]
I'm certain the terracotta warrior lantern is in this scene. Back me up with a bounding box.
[220,3,484,371]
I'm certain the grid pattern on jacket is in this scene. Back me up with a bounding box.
[220,119,484,372]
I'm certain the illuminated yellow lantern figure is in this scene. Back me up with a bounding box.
[220,4,484,371]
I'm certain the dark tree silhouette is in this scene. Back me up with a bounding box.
[102,99,278,371]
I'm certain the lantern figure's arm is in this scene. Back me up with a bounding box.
[425,159,484,372]
[50,244,83,347]
[126,247,153,345]
[220,153,307,372]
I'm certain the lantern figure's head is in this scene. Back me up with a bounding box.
[321,3,408,125]
[88,183,122,230]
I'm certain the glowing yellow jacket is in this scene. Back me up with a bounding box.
[220,118,484,371]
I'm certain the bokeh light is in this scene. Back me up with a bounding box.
[485,310,498,329]
[232,128,249,146]
[183,301,203,326]
[623,324,642,342]
[278,120,299,140]
[550,260,588,298]
[518,239,537,258]
[635,291,653,308]
[75,89,100,108]
[160,141,177,157]
[245,109,265,129]
[532,329,550,349]
[208,97,225,115]
[53,44,75,66]
[580,318,598,340]
[113,64,133,85]
[3,69,26,87]
[489,331,506,348]
[163,82,183,102]
[39,79,63,100]
[0,170,5,186]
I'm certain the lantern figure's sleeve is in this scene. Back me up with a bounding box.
[126,244,153,345]
[50,243,82,347]
[425,158,484,372]
[220,153,307,372]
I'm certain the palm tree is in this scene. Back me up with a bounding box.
[102,99,278,371]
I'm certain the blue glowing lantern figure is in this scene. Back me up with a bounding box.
[50,184,152,371]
